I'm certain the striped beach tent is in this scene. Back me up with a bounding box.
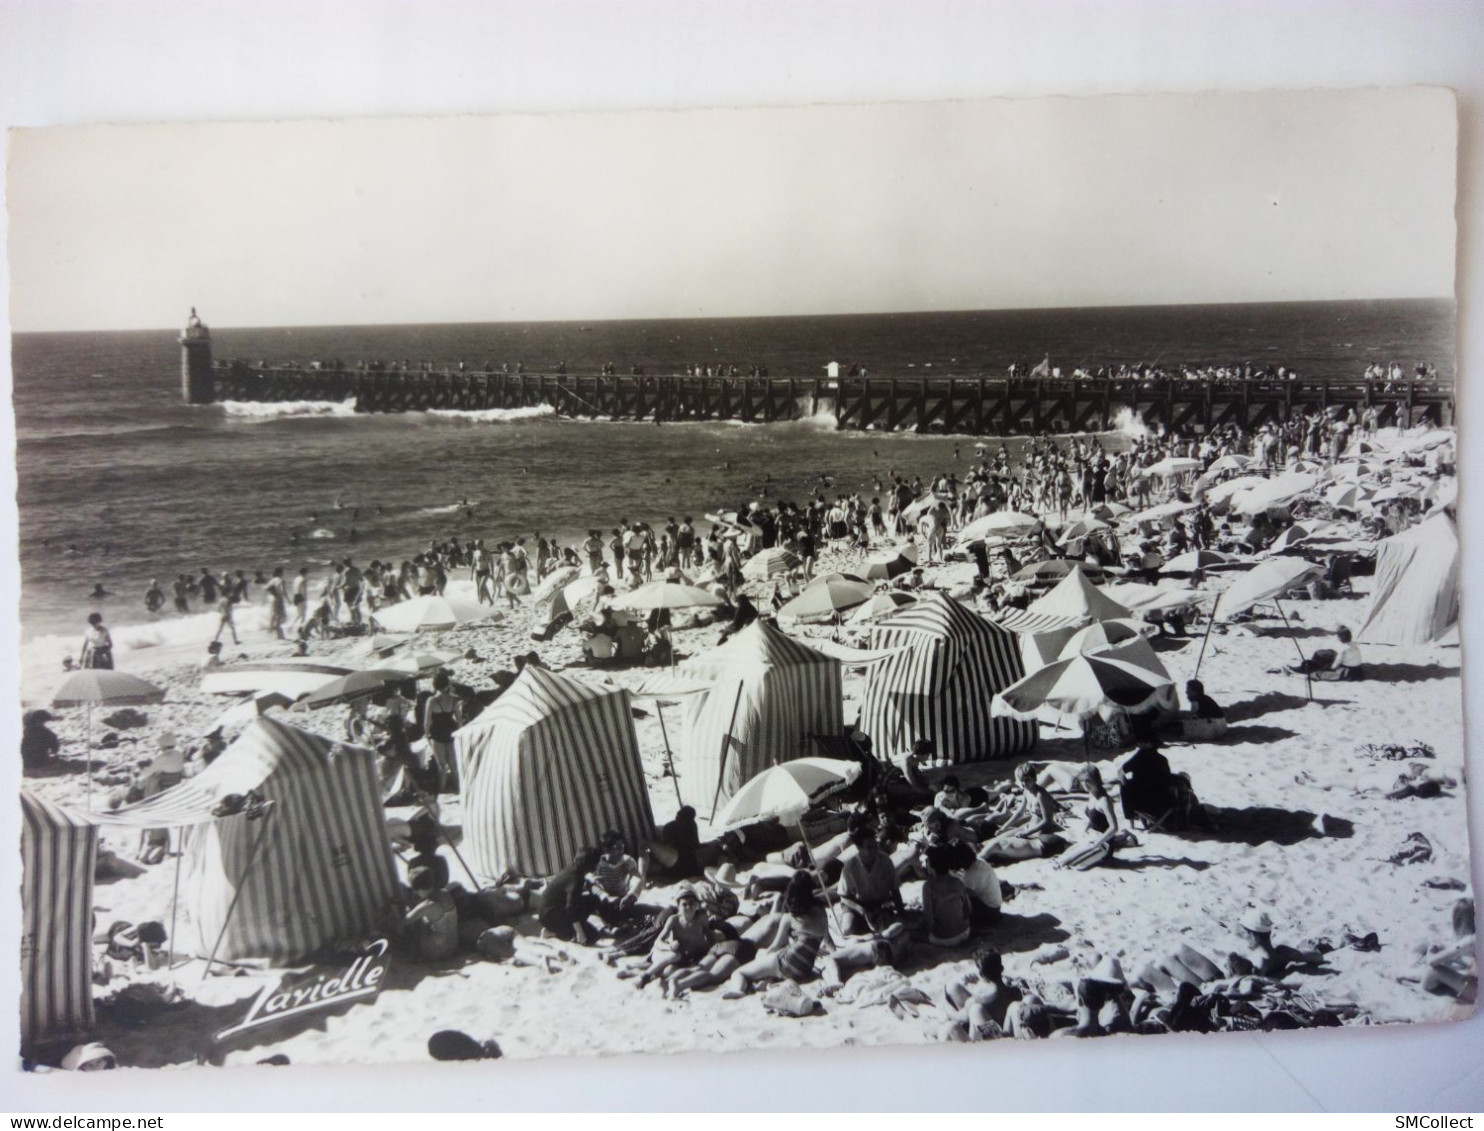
[455,665,654,879]
[857,593,1037,767]
[1358,512,1460,645]
[21,792,98,1047]
[677,620,843,816]
[93,717,397,964]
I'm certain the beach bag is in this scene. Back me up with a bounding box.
[763,980,821,1018]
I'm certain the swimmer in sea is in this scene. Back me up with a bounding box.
[90,583,110,600]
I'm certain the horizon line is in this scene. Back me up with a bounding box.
[9,293,1456,336]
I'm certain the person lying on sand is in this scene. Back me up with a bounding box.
[662,920,764,999]
[1227,907,1328,979]
[1420,898,1476,1004]
[402,865,460,963]
[821,921,913,997]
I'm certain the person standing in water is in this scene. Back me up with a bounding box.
[265,567,288,640]
[213,593,240,647]
[79,613,114,669]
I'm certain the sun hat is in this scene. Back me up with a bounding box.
[704,862,747,889]
[1240,908,1275,934]
[674,884,700,903]
[61,1042,116,1071]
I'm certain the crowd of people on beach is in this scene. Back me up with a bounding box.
[69,392,1442,670]
[31,382,1468,1068]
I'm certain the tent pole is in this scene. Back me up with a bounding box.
[412,785,480,888]
[1192,594,1220,682]
[85,705,93,813]
[708,682,746,823]
[167,829,184,974]
[203,805,277,981]
[655,701,683,807]
[796,820,845,938]
[1274,599,1312,701]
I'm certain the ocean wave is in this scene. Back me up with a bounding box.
[424,405,556,424]
[1110,406,1151,440]
[220,398,359,420]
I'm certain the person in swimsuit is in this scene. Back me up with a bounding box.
[421,671,463,792]
[723,871,830,997]
[1056,765,1125,871]
[633,887,715,990]
[921,843,973,947]
[212,593,240,646]
[821,921,914,996]
[943,949,1024,1041]
[79,613,114,669]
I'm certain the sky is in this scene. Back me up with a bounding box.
[5,85,1458,331]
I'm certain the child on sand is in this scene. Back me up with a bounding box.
[921,844,973,947]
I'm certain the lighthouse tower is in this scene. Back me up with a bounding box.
[179,307,214,404]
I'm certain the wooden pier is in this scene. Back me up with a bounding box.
[201,362,1452,434]
[182,315,1453,434]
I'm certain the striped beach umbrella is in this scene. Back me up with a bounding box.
[712,758,861,831]
[742,547,801,580]
[992,646,1173,725]
[863,543,918,581]
[846,591,919,624]
[778,575,873,621]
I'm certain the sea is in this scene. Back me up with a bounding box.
[8,299,1455,649]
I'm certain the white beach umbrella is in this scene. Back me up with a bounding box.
[52,669,166,810]
[959,511,1042,541]
[1144,456,1202,477]
[531,566,582,602]
[200,659,353,698]
[610,580,725,612]
[1217,558,1323,618]
[374,649,463,676]
[1126,500,1198,525]
[1160,549,1241,574]
[372,594,503,633]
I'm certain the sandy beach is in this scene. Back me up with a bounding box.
[17,446,1474,1071]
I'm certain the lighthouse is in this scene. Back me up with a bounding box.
[179,307,214,404]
